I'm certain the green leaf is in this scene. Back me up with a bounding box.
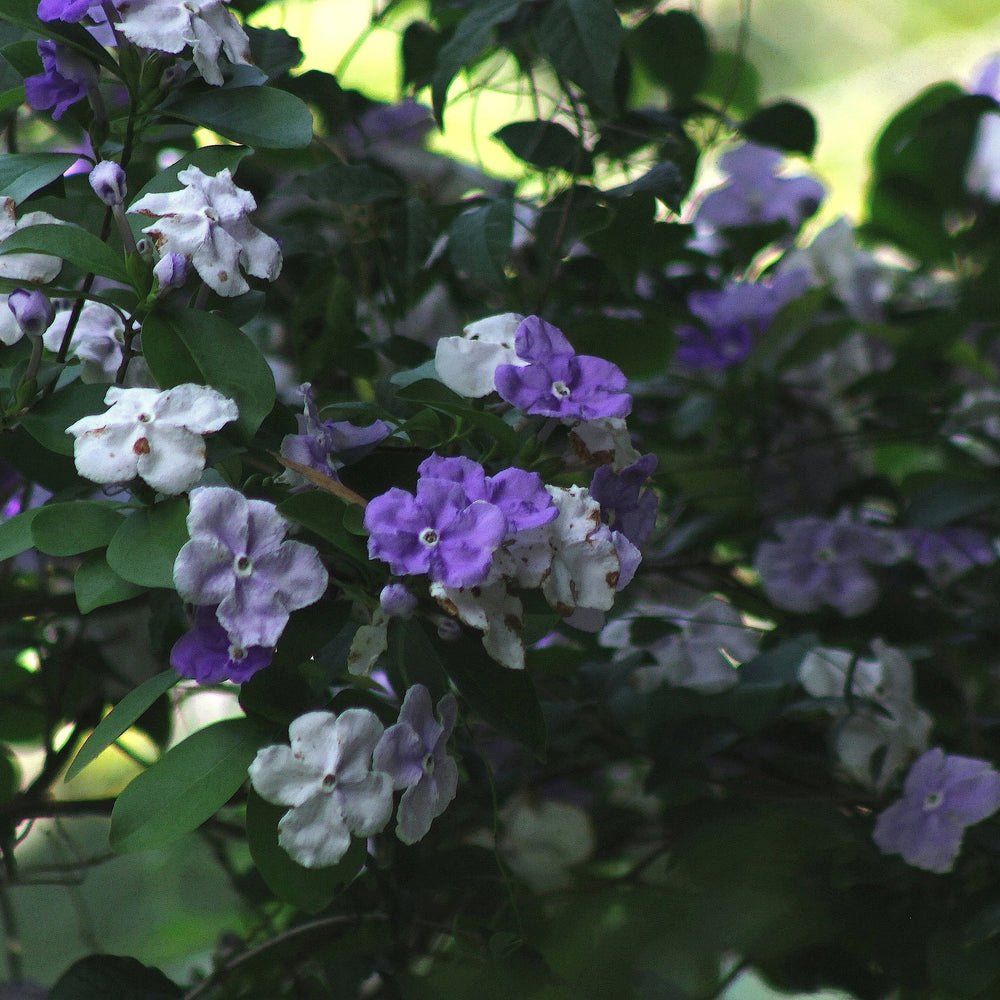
[902,478,1000,529]
[141,307,275,439]
[604,162,687,211]
[628,10,710,104]
[74,550,145,614]
[105,499,190,589]
[431,0,524,124]
[164,86,313,148]
[741,100,818,157]
[246,789,365,912]
[110,717,267,853]
[19,380,110,456]
[277,491,368,563]
[448,199,513,287]
[494,120,593,174]
[0,507,40,561]
[0,0,118,72]
[402,20,444,91]
[536,0,624,113]
[30,500,124,556]
[0,223,130,284]
[65,669,180,782]
[0,153,78,204]
[289,163,402,204]
[245,25,304,79]
[50,955,181,1000]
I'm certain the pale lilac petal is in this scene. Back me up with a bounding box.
[336,772,393,836]
[277,793,352,868]
[249,744,321,807]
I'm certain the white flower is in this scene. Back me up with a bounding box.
[432,578,527,670]
[966,111,1000,202]
[65,384,238,494]
[249,709,394,868]
[434,312,526,397]
[117,0,252,87]
[568,416,642,470]
[128,167,281,297]
[43,301,132,384]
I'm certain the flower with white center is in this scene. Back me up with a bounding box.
[249,709,393,868]
[128,166,281,297]
[374,685,459,844]
[173,486,329,649]
[116,0,253,87]
[434,312,526,398]
[65,384,238,495]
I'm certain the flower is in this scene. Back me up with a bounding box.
[494,316,632,421]
[754,512,902,616]
[249,709,393,868]
[901,526,996,586]
[65,384,238,494]
[169,605,272,684]
[6,289,54,340]
[0,197,65,286]
[128,166,281,297]
[116,0,253,87]
[89,161,127,206]
[873,748,1000,873]
[43,301,132,384]
[694,142,824,231]
[590,453,657,549]
[173,486,329,648]
[364,478,506,589]
[379,583,418,619]
[24,40,98,121]
[37,0,101,20]
[373,685,459,844]
[434,312,526,398]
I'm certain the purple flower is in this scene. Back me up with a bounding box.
[173,486,329,649]
[153,252,188,291]
[37,0,98,21]
[280,383,391,485]
[88,160,127,206]
[590,453,657,548]
[675,270,810,370]
[342,99,434,155]
[373,684,459,844]
[379,583,418,619]
[494,316,631,421]
[364,479,506,588]
[25,41,98,121]
[873,747,1000,873]
[417,454,557,534]
[754,512,902,617]
[169,606,272,684]
[7,289,54,340]
[902,526,996,586]
[694,142,825,231]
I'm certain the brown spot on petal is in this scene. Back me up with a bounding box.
[504,614,522,630]
[133,437,151,455]
[218,271,229,283]
[606,570,619,589]
[435,595,459,617]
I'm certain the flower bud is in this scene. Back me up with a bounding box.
[7,289,55,339]
[379,583,418,619]
[153,252,188,291]
[88,160,127,206]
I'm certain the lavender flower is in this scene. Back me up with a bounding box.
[7,289,54,340]
[169,605,272,684]
[902,526,996,586]
[25,41,98,121]
[494,316,632,421]
[873,747,1000,873]
[590,454,657,548]
[173,486,329,648]
[373,685,459,844]
[379,583,418,619]
[364,479,506,589]
[279,383,391,486]
[694,142,825,231]
[37,0,100,20]
[249,709,393,868]
[675,270,810,370]
[754,512,902,617]
[88,160,127,206]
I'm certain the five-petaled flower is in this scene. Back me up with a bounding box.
[249,709,393,868]
[173,486,329,648]
[128,166,282,297]
[65,384,238,495]
[873,747,1000,873]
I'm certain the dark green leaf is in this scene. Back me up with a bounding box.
[0,0,118,72]
[448,199,513,287]
[628,10,710,104]
[110,717,267,853]
[105,499,190,589]
[604,161,686,210]
[65,669,180,781]
[246,789,365,912]
[402,21,444,91]
[19,380,109,456]
[494,120,593,174]
[277,490,368,563]
[431,0,524,124]
[0,153,78,204]
[245,25,304,79]
[289,163,402,204]
[0,746,20,804]
[742,100,818,157]
[0,223,130,284]
[31,500,124,556]
[141,308,275,439]
[536,0,624,114]
[902,479,1000,529]
[74,550,145,614]
[164,86,313,148]
[50,955,181,1000]
[0,507,40,561]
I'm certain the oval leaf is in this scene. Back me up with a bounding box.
[19,379,110,457]
[74,550,145,614]
[0,152,79,204]
[0,507,41,561]
[494,120,593,174]
[110,717,267,853]
[106,499,190,589]
[31,500,124,556]
[741,100,818,157]
[448,199,513,287]
[0,223,130,284]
